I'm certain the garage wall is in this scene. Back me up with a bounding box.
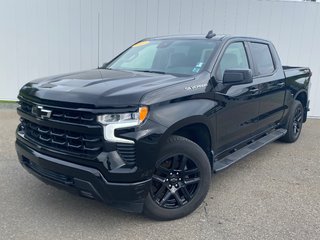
[0,0,319,117]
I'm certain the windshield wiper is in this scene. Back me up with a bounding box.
[134,70,167,75]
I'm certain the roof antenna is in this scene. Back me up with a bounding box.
[206,30,216,39]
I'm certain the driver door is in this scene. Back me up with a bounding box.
[213,41,260,151]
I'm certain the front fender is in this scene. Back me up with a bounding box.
[149,99,217,146]
[117,99,217,177]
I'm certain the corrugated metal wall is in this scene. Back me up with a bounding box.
[0,0,319,117]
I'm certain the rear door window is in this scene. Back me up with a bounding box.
[250,43,275,76]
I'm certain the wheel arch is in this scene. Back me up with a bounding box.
[294,90,308,122]
[158,116,214,168]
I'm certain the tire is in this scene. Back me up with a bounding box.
[280,100,304,143]
[143,135,211,221]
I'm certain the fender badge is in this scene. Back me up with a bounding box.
[184,83,208,91]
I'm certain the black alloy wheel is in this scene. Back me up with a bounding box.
[144,135,211,220]
[151,154,200,209]
[280,100,304,143]
[292,106,303,138]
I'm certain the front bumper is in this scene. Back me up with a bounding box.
[16,140,151,213]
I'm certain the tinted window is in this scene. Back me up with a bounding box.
[216,42,249,81]
[250,43,275,76]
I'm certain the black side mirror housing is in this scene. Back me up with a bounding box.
[223,69,253,85]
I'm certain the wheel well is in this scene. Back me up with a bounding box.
[173,123,212,167]
[295,92,308,121]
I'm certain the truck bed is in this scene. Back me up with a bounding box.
[283,66,311,78]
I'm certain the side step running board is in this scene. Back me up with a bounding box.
[213,128,287,172]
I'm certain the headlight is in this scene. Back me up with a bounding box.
[97,112,139,124]
[97,106,148,125]
[97,106,149,143]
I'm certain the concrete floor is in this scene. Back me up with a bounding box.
[0,109,319,240]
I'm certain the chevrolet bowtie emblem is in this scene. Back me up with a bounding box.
[31,105,52,119]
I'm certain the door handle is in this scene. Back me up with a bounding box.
[249,87,259,94]
[277,82,285,87]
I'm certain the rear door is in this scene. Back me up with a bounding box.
[248,42,286,131]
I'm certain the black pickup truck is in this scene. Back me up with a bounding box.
[16,32,311,220]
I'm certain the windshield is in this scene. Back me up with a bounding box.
[106,39,221,76]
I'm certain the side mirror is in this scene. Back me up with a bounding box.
[223,69,253,85]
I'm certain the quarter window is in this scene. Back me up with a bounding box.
[250,43,275,76]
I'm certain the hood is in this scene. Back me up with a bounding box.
[19,69,194,108]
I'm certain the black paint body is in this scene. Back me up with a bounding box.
[15,35,311,213]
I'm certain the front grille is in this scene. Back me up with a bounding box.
[18,99,137,166]
[20,100,96,125]
[21,119,103,157]
[116,143,136,166]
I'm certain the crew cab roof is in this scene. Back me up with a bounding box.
[147,34,226,41]
[146,34,271,44]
